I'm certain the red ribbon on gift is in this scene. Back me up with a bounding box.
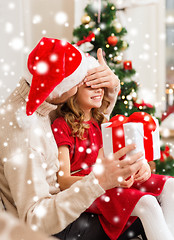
[160,146,170,162]
[107,112,157,162]
[134,100,153,109]
[76,33,95,46]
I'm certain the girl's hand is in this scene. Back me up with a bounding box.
[93,145,145,190]
[133,160,151,184]
[84,48,120,90]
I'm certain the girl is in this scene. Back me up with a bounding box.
[52,59,174,240]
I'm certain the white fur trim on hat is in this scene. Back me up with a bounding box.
[15,106,37,129]
[23,48,100,98]
[50,51,100,98]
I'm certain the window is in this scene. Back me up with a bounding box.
[165,0,174,109]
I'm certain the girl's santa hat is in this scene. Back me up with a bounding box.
[25,37,99,116]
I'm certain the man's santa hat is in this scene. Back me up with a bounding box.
[25,37,99,116]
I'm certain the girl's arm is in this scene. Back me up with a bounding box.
[57,145,83,191]
[148,160,156,173]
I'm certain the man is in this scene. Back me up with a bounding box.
[0,37,146,239]
[0,210,56,240]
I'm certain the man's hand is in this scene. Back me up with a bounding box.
[133,160,151,184]
[92,144,144,191]
[84,48,120,90]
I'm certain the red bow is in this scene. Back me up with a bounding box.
[160,146,170,162]
[76,33,95,46]
[108,112,157,162]
[134,100,153,109]
[109,112,156,130]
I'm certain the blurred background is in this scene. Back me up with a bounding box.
[0,0,174,170]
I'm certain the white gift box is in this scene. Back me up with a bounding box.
[101,117,160,161]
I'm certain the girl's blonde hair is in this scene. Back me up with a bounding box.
[56,89,110,139]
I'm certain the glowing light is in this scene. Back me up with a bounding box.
[86,148,92,154]
[159,33,166,40]
[139,53,149,61]
[145,34,150,39]
[32,15,42,24]
[143,44,150,50]
[93,163,104,175]
[5,22,13,33]
[3,158,7,163]
[113,216,120,223]
[42,163,47,169]
[3,142,8,147]
[130,28,138,36]
[81,163,88,169]
[35,205,47,218]
[31,225,38,231]
[9,37,24,51]
[100,23,106,29]
[36,61,49,74]
[126,139,133,145]
[144,116,150,121]
[8,2,15,9]
[118,116,124,121]
[117,176,123,183]
[27,180,32,184]
[2,64,10,72]
[34,128,43,136]
[46,132,52,138]
[29,153,35,159]
[74,187,80,193]
[161,128,170,138]
[61,40,67,46]
[166,15,174,24]
[33,196,39,202]
[55,12,68,25]
[104,196,110,202]
[78,146,84,152]
[59,171,64,176]
[115,129,124,137]
[42,30,47,35]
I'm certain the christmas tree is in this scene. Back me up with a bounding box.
[72,0,174,176]
[72,0,155,117]
[156,145,174,176]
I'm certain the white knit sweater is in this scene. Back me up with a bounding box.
[0,78,119,235]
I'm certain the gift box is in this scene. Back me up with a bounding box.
[101,112,160,162]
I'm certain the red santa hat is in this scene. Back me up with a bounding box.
[26,37,99,116]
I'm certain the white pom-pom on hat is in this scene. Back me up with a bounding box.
[15,107,37,129]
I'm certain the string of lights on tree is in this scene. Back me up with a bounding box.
[72,0,155,117]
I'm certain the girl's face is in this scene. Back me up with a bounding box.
[76,83,104,114]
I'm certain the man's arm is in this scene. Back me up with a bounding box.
[3,137,142,236]
[4,147,104,235]
[0,211,56,240]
